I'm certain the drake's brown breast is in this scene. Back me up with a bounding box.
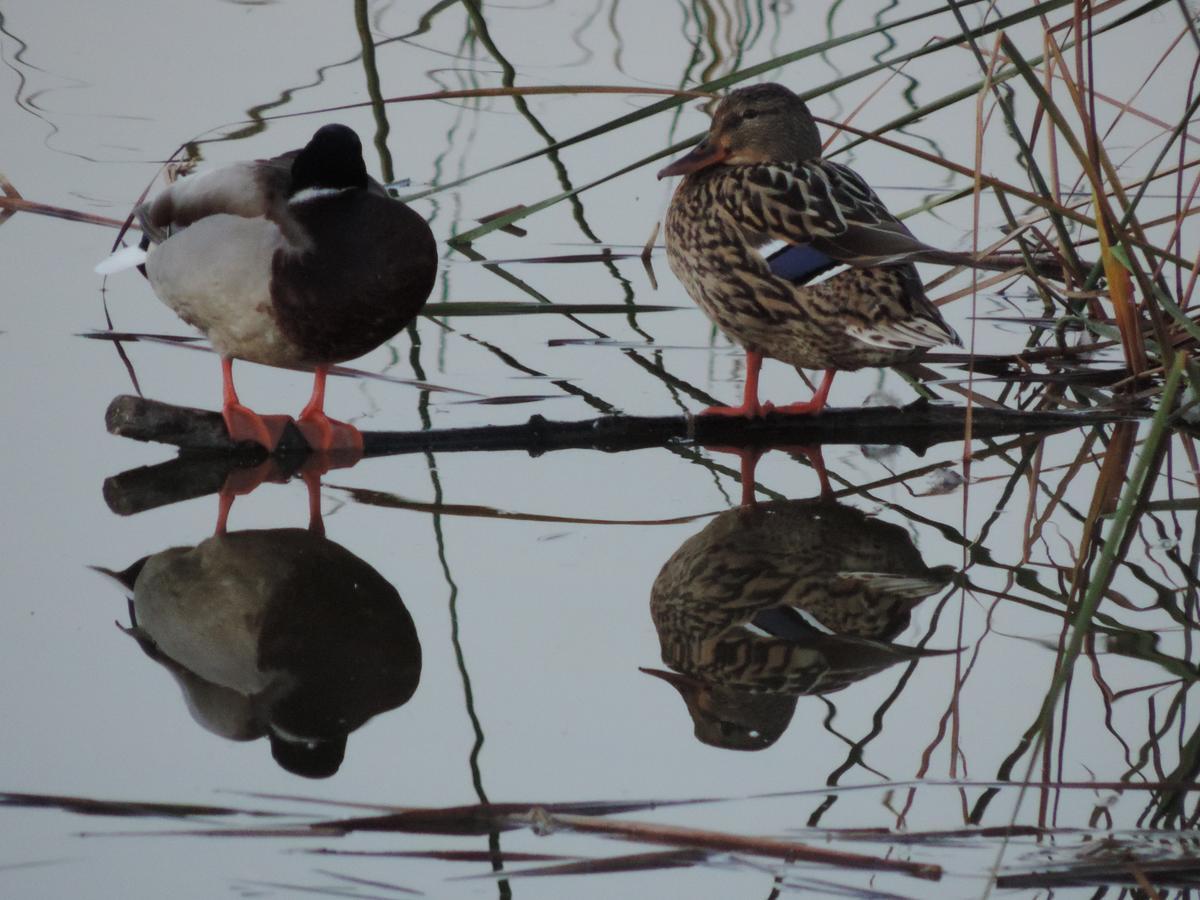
[270,192,437,364]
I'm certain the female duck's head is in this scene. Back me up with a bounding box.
[658,83,822,178]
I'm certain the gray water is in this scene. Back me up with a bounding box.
[3,1,1198,897]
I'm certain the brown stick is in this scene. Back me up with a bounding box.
[105,394,1144,459]
[0,196,134,229]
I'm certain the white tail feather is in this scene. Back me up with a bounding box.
[837,572,951,602]
[94,244,148,275]
[846,317,954,351]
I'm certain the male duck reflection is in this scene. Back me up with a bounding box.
[97,124,438,452]
[97,475,421,779]
[658,83,962,417]
[644,498,954,751]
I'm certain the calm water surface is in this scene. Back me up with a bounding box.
[3,1,1197,897]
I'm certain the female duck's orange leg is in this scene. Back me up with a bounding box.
[702,350,768,418]
[220,357,292,450]
[295,365,364,453]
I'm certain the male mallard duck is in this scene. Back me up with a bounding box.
[98,124,438,451]
[658,83,961,417]
[644,498,954,750]
[98,527,422,778]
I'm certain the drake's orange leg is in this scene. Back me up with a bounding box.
[220,357,291,450]
[765,368,836,417]
[295,366,364,454]
[702,350,768,418]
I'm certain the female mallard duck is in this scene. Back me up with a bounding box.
[658,83,961,417]
[644,497,954,750]
[97,124,438,451]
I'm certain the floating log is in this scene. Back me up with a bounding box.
[106,394,1144,459]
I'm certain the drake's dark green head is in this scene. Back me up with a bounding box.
[658,83,822,178]
[290,124,368,194]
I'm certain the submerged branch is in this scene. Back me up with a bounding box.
[516,808,942,880]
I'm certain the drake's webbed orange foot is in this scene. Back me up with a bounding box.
[296,410,364,455]
[222,402,293,451]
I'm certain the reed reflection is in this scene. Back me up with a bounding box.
[99,463,421,779]
[645,494,954,751]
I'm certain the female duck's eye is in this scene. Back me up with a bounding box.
[742,109,759,120]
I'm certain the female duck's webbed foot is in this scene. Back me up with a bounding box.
[701,400,766,418]
[762,398,823,416]
[762,369,836,417]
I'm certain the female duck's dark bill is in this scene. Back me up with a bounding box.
[657,141,728,179]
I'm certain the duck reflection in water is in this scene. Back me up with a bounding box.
[645,496,954,751]
[99,459,421,778]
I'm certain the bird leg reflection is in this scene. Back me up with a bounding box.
[296,456,336,538]
[215,458,290,536]
[787,444,833,500]
[703,443,833,507]
[214,452,355,536]
[700,445,763,507]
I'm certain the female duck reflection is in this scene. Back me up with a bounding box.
[100,471,421,779]
[645,497,954,751]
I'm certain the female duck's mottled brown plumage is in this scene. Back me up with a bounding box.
[645,498,954,750]
[659,83,961,417]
